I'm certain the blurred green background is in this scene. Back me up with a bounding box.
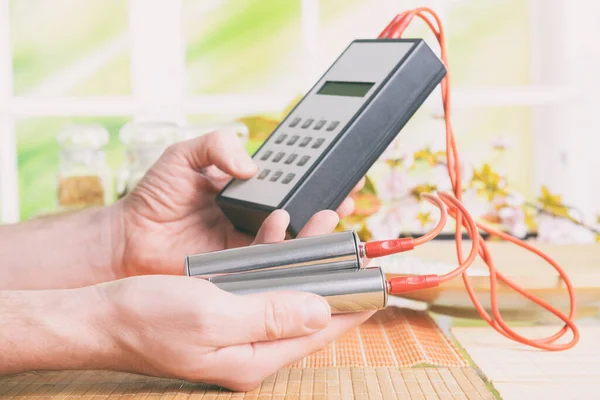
[9,0,532,221]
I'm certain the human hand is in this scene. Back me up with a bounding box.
[98,275,374,390]
[113,130,364,278]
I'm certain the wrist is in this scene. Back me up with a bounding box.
[67,203,127,285]
[0,286,119,374]
[105,201,127,280]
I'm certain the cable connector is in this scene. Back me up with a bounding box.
[379,12,415,38]
[388,274,440,295]
[364,238,415,258]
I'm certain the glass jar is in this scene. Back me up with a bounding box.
[116,121,177,199]
[56,124,112,210]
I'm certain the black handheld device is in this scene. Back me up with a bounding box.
[216,39,446,237]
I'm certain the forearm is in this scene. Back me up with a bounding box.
[0,287,118,375]
[0,204,125,290]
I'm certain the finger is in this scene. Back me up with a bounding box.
[251,310,375,369]
[296,210,339,238]
[209,310,375,391]
[166,130,257,179]
[199,165,234,192]
[199,165,230,180]
[351,177,366,194]
[335,197,355,219]
[251,210,290,245]
[208,288,332,346]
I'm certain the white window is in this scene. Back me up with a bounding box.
[1,0,599,224]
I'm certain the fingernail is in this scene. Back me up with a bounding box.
[303,296,331,330]
[234,155,256,173]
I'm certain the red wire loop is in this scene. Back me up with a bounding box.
[376,7,579,351]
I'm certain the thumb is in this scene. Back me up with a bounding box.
[215,290,332,345]
[166,130,257,179]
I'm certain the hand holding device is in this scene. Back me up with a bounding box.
[116,129,362,279]
[97,274,372,391]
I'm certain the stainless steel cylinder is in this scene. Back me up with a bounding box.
[213,267,388,314]
[209,259,358,284]
[185,230,361,280]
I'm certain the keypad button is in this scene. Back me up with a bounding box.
[272,152,285,163]
[275,134,287,144]
[326,121,340,131]
[270,170,283,182]
[287,135,300,145]
[289,117,301,127]
[314,120,326,130]
[297,155,310,166]
[257,169,270,180]
[312,138,325,149]
[301,118,314,129]
[299,136,312,147]
[282,173,296,184]
[284,154,298,165]
[260,150,273,161]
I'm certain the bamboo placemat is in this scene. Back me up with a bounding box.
[1,309,494,399]
[0,367,493,399]
[287,307,467,368]
[452,326,600,400]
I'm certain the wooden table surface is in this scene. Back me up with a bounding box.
[404,241,600,287]
[452,325,600,400]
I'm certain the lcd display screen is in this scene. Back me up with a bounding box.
[317,81,374,97]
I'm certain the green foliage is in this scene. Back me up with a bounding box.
[11,0,128,95]
[69,52,131,96]
[185,0,302,94]
[447,0,530,86]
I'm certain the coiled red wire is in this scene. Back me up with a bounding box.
[370,7,579,351]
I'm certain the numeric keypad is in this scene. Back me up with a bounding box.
[255,115,344,185]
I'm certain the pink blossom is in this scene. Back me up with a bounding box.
[366,205,406,240]
[537,215,596,244]
[372,167,417,201]
[498,206,527,238]
[460,188,492,220]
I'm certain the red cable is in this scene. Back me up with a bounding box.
[364,193,447,258]
[365,7,579,351]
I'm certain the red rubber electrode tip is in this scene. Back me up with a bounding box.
[388,275,440,295]
[364,238,415,258]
